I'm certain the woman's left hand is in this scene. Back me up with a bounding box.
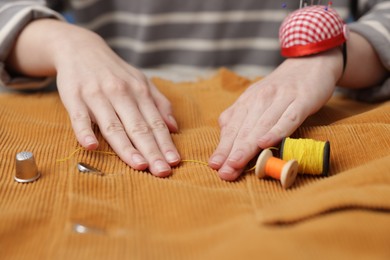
[209,49,343,180]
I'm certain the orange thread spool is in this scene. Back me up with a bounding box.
[255,149,298,189]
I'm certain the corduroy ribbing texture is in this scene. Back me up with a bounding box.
[0,69,390,259]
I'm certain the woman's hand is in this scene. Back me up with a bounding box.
[7,19,180,177]
[209,48,344,181]
[53,25,181,177]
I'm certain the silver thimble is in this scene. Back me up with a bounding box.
[15,151,40,183]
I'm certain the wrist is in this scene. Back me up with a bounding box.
[332,46,345,84]
[316,47,345,85]
[283,47,344,86]
[279,5,349,86]
[7,19,105,77]
[47,21,106,71]
[7,19,61,76]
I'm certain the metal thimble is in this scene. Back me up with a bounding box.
[15,151,40,183]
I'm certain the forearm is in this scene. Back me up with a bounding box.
[337,32,388,89]
[6,19,104,78]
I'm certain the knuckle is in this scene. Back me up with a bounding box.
[218,110,231,127]
[128,76,151,98]
[259,120,274,131]
[150,119,168,131]
[221,125,239,139]
[159,98,172,112]
[84,87,104,99]
[237,127,252,139]
[130,70,147,82]
[257,84,277,97]
[270,126,285,139]
[283,110,300,125]
[104,122,125,135]
[122,144,137,155]
[110,78,129,94]
[218,116,225,127]
[130,123,152,136]
[235,141,253,155]
[133,84,151,98]
[71,111,90,123]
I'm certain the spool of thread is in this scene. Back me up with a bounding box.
[280,137,330,176]
[255,149,298,189]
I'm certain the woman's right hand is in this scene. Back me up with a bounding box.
[9,19,181,177]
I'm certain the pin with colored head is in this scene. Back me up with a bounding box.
[325,1,333,10]
[255,149,298,189]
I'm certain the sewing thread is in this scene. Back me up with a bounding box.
[280,137,330,176]
[255,149,298,189]
[56,147,116,163]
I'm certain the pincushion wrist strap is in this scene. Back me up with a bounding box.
[279,4,350,67]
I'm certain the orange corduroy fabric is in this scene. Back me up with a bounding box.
[0,69,390,259]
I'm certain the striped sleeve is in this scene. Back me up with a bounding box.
[0,1,64,89]
[344,1,390,102]
[349,1,390,70]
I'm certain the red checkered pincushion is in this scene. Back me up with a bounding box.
[279,5,349,57]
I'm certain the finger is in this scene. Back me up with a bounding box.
[138,98,181,167]
[216,112,261,181]
[218,96,293,180]
[217,144,259,181]
[258,102,307,148]
[247,97,294,150]
[149,80,179,132]
[83,91,150,172]
[67,103,99,150]
[208,105,246,170]
[218,166,245,182]
[107,84,174,177]
[209,88,269,170]
[57,82,100,150]
[134,77,180,166]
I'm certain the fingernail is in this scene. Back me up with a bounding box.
[219,166,235,176]
[228,150,244,162]
[165,151,179,164]
[85,136,97,145]
[210,155,225,167]
[154,160,171,173]
[132,154,147,166]
[169,115,178,130]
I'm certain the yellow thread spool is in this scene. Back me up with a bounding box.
[280,137,330,176]
[255,149,298,189]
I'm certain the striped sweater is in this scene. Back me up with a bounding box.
[0,0,389,100]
